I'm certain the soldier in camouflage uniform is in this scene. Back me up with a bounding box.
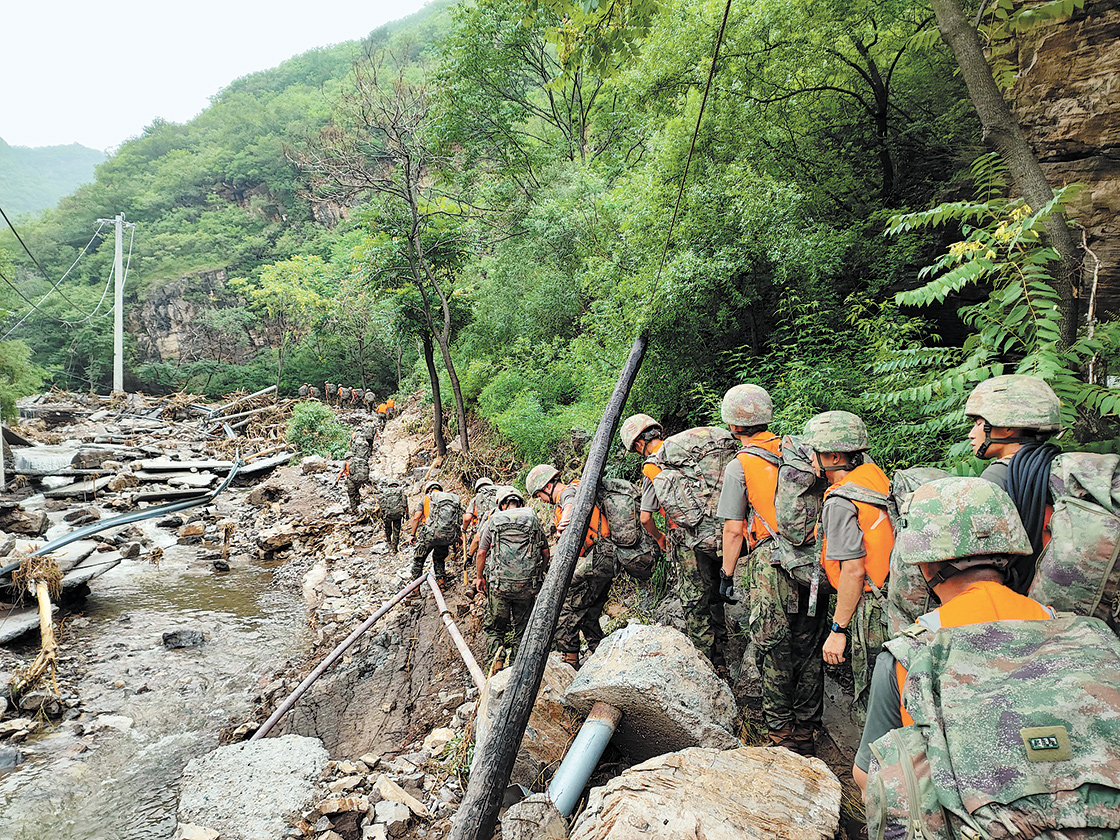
[621,413,729,669]
[965,374,1063,592]
[474,486,550,669]
[716,384,828,755]
[806,411,894,724]
[527,464,615,669]
[298,383,309,399]
[325,381,335,406]
[343,422,379,513]
[853,478,1055,796]
[374,475,408,552]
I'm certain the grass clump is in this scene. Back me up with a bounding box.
[286,401,351,459]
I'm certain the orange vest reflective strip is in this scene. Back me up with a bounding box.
[820,464,893,591]
[736,433,782,549]
[897,581,1052,725]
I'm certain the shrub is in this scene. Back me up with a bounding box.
[286,401,351,458]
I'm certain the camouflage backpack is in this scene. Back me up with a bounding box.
[379,481,407,519]
[348,435,371,483]
[473,483,499,521]
[885,467,950,635]
[426,491,463,546]
[486,507,547,599]
[768,435,828,589]
[866,615,1120,840]
[1028,452,1120,634]
[614,527,661,581]
[649,427,739,551]
[596,477,642,548]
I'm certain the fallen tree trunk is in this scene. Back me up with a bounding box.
[449,332,647,840]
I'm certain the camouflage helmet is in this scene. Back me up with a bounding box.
[896,477,1031,568]
[423,480,444,494]
[620,414,661,452]
[721,384,773,427]
[526,464,560,498]
[473,477,494,492]
[802,411,870,453]
[496,485,525,508]
[964,374,1061,431]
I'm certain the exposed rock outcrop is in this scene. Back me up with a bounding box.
[1010,0,1120,316]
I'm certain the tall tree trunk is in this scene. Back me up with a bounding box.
[421,330,447,457]
[929,0,1080,346]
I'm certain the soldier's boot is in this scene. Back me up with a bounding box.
[766,727,798,752]
[561,651,580,670]
[791,726,817,758]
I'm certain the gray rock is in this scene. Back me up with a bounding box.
[501,793,568,840]
[373,800,410,837]
[178,734,329,840]
[563,624,739,761]
[163,629,205,649]
[18,690,62,717]
[0,745,23,772]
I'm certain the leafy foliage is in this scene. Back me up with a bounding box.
[0,340,44,421]
[286,400,352,458]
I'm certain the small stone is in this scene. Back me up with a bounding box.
[163,629,205,649]
[121,543,142,559]
[172,825,220,840]
[318,796,370,814]
[312,815,332,832]
[373,800,410,836]
[422,728,455,756]
[363,825,388,840]
[177,522,206,538]
[0,745,23,772]
[18,691,62,717]
[92,715,134,733]
[328,776,364,793]
[375,775,428,818]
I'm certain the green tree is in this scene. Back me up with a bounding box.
[0,340,44,421]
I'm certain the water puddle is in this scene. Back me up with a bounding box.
[0,512,309,840]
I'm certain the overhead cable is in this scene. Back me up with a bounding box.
[1,221,110,339]
[0,202,85,310]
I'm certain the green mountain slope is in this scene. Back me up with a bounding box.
[0,138,105,217]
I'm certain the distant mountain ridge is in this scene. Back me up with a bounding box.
[0,137,105,217]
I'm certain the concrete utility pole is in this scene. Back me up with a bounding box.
[97,214,131,394]
[112,213,124,394]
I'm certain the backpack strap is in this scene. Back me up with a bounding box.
[829,483,890,508]
[740,445,781,467]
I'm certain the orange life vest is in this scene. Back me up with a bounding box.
[897,581,1052,725]
[553,480,609,555]
[422,495,431,524]
[820,463,893,591]
[641,439,675,528]
[386,398,395,409]
[377,403,388,415]
[735,432,782,550]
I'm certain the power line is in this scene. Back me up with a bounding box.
[0,202,85,310]
[1,221,110,339]
[68,223,134,327]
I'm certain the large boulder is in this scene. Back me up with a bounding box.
[564,625,738,761]
[569,746,841,840]
[474,652,582,787]
[177,734,329,840]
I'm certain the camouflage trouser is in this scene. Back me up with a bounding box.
[384,517,402,552]
[673,533,727,665]
[411,529,450,580]
[850,593,889,724]
[749,555,829,732]
[555,573,612,655]
[345,477,366,512]
[482,588,535,661]
[722,541,756,682]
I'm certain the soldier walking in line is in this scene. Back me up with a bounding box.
[374,475,409,553]
[407,480,463,586]
[344,422,378,513]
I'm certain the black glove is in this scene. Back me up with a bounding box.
[716,569,738,604]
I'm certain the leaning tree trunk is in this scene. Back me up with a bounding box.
[421,330,447,457]
[929,0,1081,346]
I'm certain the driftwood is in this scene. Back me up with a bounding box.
[449,332,648,840]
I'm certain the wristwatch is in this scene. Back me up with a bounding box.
[830,621,849,635]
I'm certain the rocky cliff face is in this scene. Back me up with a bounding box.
[126,269,268,366]
[1010,0,1120,318]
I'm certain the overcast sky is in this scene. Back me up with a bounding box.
[2,0,431,151]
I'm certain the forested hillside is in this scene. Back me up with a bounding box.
[0,138,105,216]
[0,0,1115,471]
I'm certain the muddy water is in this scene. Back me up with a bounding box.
[0,513,309,840]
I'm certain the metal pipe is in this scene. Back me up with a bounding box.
[250,575,427,741]
[1,461,243,577]
[427,573,486,692]
[547,702,623,817]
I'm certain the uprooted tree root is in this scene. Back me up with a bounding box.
[9,554,63,702]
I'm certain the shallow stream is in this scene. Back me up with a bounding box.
[0,499,309,840]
